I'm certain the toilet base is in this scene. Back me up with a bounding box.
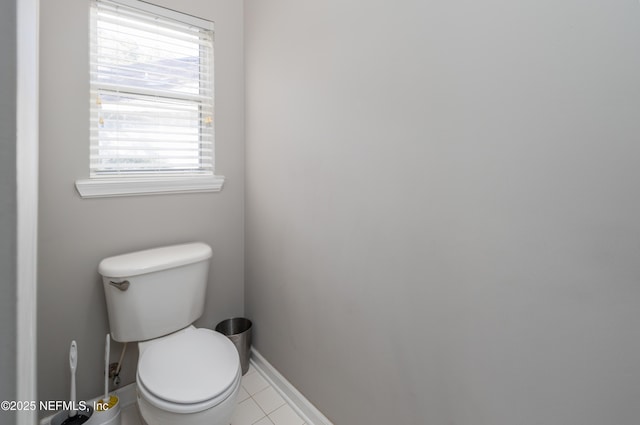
[137,377,240,425]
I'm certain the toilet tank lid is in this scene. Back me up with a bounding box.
[98,242,212,278]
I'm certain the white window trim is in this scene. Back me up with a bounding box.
[75,175,225,198]
[111,0,213,30]
[77,0,223,199]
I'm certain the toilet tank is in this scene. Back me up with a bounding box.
[98,242,213,342]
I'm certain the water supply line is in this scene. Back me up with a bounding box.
[112,342,127,386]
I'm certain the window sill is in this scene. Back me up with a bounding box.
[75,175,225,198]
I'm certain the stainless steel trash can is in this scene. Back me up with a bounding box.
[215,317,252,375]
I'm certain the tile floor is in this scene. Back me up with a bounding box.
[120,364,307,425]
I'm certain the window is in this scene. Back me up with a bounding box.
[76,0,223,198]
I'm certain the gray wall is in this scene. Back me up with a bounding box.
[245,1,640,424]
[0,0,17,423]
[38,0,244,411]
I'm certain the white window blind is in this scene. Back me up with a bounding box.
[89,0,214,177]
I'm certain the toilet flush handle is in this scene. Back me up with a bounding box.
[109,280,130,291]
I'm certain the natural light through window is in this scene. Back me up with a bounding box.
[76,0,223,198]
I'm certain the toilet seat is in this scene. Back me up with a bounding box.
[137,328,241,414]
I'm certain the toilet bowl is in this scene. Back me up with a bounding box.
[136,327,241,425]
[98,243,241,425]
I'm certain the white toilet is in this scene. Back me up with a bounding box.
[98,242,241,425]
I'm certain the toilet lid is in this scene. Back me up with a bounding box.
[138,328,240,404]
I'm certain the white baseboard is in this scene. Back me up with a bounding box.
[39,383,137,425]
[250,349,334,425]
